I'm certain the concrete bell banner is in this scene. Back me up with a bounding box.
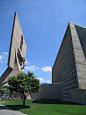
[0,12,27,86]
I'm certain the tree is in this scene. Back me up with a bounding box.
[0,86,10,95]
[8,71,41,106]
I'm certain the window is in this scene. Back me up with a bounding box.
[18,56,22,66]
[20,35,23,50]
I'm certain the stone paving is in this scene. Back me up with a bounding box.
[0,104,27,115]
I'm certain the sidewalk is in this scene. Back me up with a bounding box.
[0,104,27,115]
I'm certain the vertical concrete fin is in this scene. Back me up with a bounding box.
[8,12,16,69]
[69,22,86,89]
[8,12,27,70]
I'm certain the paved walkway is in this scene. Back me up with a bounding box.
[0,104,27,115]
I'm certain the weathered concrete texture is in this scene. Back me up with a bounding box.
[28,83,62,100]
[0,12,27,86]
[52,22,86,104]
[8,12,27,71]
[70,22,86,89]
[71,89,86,105]
[52,23,78,101]
[0,67,20,86]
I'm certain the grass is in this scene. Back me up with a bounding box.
[0,99,86,115]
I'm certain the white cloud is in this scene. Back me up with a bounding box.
[37,78,44,81]
[36,67,39,69]
[25,59,32,64]
[2,52,8,55]
[41,66,52,72]
[25,65,39,71]
[37,78,51,83]
[0,52,8,63]
[0,55,3,59]
[0,55,3,62]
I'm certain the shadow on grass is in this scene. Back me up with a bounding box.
[32,99,81,105]
[5,105,31,110]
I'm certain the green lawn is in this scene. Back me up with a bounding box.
[0,99,86,115]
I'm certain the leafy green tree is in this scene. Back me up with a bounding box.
[8,71,41,106]
[0,86,10,95]
[0,89,5,95]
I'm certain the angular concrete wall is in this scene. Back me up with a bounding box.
[52,22,86,103]
[8,12,27,71]
[52,23,78,101]
[71,89,86,105]
[0,12,27,86]
[70,22,86,89]
[27,83,62,100]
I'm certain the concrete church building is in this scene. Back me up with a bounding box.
[52,22,86,104]
[0,12,86,105]
[0,12,62,101]
[29,22,86,105]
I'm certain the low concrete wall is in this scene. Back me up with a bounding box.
[27,83,62,100]
[71,89,86,104]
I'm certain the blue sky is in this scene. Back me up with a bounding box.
[0,0,86,84]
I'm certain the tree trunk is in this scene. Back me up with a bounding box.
[23,99,25,107]
[10,90,14,97]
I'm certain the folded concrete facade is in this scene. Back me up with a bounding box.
[52,22,86,104]
[0,12,27,86]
